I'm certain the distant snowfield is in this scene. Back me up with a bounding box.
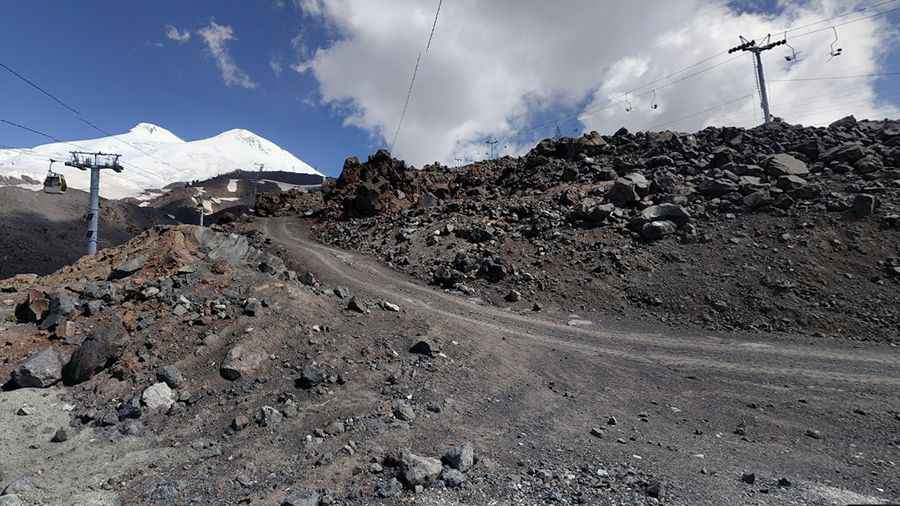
[0,123,323,199]
[227,179,238,193]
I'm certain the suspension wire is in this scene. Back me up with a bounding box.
[769,71,900,82]
[0,61,174,179]
[388,0,443,152]
[646,92,756,130]
[777,0,899,35]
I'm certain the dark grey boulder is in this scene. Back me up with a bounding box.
[63,325,120,385]
[108,255,147,280]
[12,348,63,388]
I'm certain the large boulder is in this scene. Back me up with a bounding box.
[606,178,639,206]
[108,254,147,280]
[766,154,809,177]
[14,289,49,323]
[849,194,877,218]
[63,325,120,385]
[823,142,866,164]
[576,199,615,223]
[640,220,677,241]
[639,204,690,226]
[220,344,267,381]
[39,290,78,331]
[400,451,442,487]
[11,348,63,388]
[698,178,738,197]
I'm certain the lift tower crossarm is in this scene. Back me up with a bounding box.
[728,35,786,124]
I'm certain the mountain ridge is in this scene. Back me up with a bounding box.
[0,123,323,199]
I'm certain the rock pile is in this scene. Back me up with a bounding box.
[314,116,900,341]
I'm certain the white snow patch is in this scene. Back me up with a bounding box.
[0,123,322,199]
[227,179,238,192]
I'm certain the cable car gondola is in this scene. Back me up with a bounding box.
[42,159,67,194]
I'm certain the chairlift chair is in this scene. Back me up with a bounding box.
[828,26,843,60]
[650,89,659,110]
[42,159,67,194]
[625,95,633,112]
[783,32,800,62]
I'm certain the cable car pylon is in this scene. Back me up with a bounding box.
[61,151,123,255]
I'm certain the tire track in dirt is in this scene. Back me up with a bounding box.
[265,219,900,388]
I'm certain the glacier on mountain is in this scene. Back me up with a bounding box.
[0,123,323,199]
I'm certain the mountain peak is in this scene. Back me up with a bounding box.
[128,123,184,142]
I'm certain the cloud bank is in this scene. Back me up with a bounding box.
[294,0,900,166]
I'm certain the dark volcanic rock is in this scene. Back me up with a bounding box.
[62,324,121,385]
[12,348,63,388]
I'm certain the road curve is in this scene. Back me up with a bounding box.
[263,218,900,388]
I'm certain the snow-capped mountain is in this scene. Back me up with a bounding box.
[0,123,323,199]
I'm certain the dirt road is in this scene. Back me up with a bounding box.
[263,218,900,505]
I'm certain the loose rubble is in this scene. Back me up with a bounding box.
[309,116,900,341]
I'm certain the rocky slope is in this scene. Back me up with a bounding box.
[0,224,672,505]
[0,187,176,278]
[309,115,900,342]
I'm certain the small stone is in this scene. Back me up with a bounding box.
[393,400,416,422]
[645,481,663,499]
[375,478,402,498]
[243,298,260,316]
[409,340,433,356]
[590,427,604,438]
[505,290,521,302]
[141,382,176,411]
[607,416,618,426]
[157,365,184,389]
[119,420,144,436]
[380,301,400,312]
[333,287,351,299]
[347,297,368,314]
[441,468,466,488]
[296,366,325,389]
[300,272,319,287]
[741,472,756,484]
[281,489,320,506]
[16,406,35,416]
[531,303,542,312]
[256,406,283,427]
[442,443,475,471]
[325,420,345,435]
[805,429,822,439]
[231,415,250,431]
[778,477,792,487]
[50,428,68,443]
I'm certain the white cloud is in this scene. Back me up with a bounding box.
[296,0,900,166]
[270,57,284,76]
[164,25,192,44]
[197,20,257,89]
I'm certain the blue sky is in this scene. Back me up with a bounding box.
[1,1,898,176]
[0,1,373,176]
